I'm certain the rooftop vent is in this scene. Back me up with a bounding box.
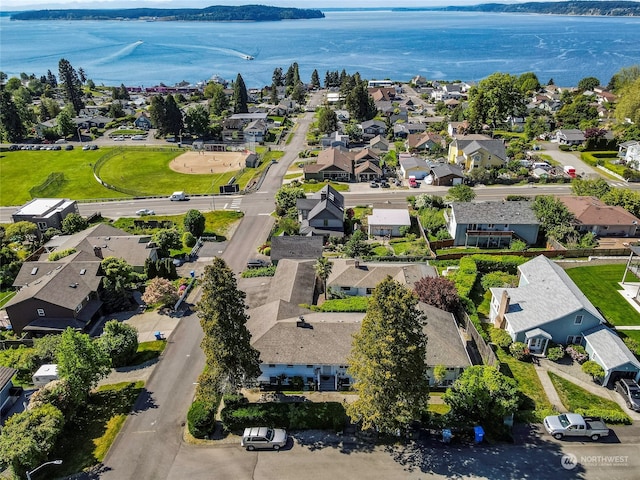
[31,267,38,275]
[80,269,86,275]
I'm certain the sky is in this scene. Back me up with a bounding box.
[0,1,582,12]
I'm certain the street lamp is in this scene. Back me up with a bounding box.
[26,460,63,480]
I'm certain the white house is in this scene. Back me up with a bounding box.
[619,140,640,169]
[367,208,411,237]
[399,155,430,179]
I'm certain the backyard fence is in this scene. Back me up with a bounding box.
[460,313,499,368]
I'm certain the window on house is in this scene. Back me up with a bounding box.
[37,222,47,231]
[37,308,45,317]
[487,224,494,228]
[341,287,350,291]
[268,364,275,368]
[75,304,82,313]
[323,219,329,226]
[286,364,293,368]
[574,315,583,325]
[306,365,314,369]
[567,335,583,345]
[366,288,374,295]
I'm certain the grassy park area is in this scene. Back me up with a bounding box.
[0,147,276,206]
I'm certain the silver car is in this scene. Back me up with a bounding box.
[241,427,287,451]
[615,378,640,411]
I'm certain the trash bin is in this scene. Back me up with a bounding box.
[442,428,452,444]
[154,331,163,340]
[474,426,485,444]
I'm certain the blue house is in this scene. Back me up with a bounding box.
[490,255,605,354]
[490,255,640,386]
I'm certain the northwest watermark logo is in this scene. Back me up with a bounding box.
[560,453,629,470]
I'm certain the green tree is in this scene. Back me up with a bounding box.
[269,83,279,105]
[58,58,84,114]
[197,257,261,391]
[150,95,167,133]
[291,81,306,104]
[61,212,88,234]
[433,365,447,386]
[0,89,26,142]
[185,104,210,138]
[34,334,62,364]
[310,69,321,89]
[109,102,125,119]
[317,106,338,134]
[517,71,541,93]
[523,116,546,141]
[467,72,525,128]
[615,77,640,125]
[532,195,576,242]
[608,64,640,92]
[153,229,182,257]
[56,328,111,408]
[232,73,249,114]
[555,93,598,128]
[343,229,372,258]
[98,319,139,368]
[345,81,376,122]
[577,76,600,91]
[347,277,429,433]
[443,365,519,433]
[581,360,605,383]
[101,257,135,311]
[275,183,306,217]
[602,187,640,217]
[570,178,611,198]
[5,221,37,242]
[208,83,229,116]
[164,95,184,137]
[272,67,283,87]
[0,404,65,479]
[445,184,476,202]
[284,62,300,87]
[314,257,333,299]
[184,209,206,238]
[56,105,77,138]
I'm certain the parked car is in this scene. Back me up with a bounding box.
[64,144,74,150]
[614,378,640,411]
[543,413,609,441]
[82,144,91,150]
[54,139,67,144]
[241,427,287,451]
[247,259,269,269]
[380,181,390,188]
[132,135,146,140]
[369,181,379,188]
[136,208,155,216]
[90,144,98,150]
[114,135,125,141]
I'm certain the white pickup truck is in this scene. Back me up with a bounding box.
[544,413,609,441]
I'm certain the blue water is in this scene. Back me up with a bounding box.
[1,10,639,87]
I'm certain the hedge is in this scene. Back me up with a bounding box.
[453,257,478,299]
[221,401,347,433]
[574,407,632,425]
[470,254,527,274]
[187,398,219,438]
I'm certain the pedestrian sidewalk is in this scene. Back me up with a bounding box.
[533,363,567,413]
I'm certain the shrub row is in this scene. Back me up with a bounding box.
[453,257,478,299]
[221,401,347,433]
[240,266,276,278]
[470,254,527,275]
[574,408,632,425]
[187,398,220,439]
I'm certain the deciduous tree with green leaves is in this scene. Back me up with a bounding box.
[197,257,261,392]
[570,178,611,198]
[101,257,136,311]
[532,195,576,242]
[183,209,206,238]
[317,106,338,135]
[61,212,88,234]
[275,183,306,217]
[443,365,519,433]
[343,229,372,258]
[467,72,525,129]
[347,277,430,433]
[98,319,139,368]
[445,184,476,203]
[0,404,65,479]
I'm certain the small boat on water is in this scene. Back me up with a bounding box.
[241,54,254,60]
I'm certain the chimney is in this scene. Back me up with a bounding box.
[494,290,510,329]
[93,246,103,259]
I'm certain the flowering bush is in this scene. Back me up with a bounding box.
[565,344,588,364]
[546,346,565,362]
[509,342,530,361]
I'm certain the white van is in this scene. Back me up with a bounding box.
[170,191,187,201]
[532,162,551,171]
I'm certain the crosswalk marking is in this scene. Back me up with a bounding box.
[610,182,628,187]
[228,198,242,210]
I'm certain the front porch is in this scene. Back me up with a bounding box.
[524,328,552,355]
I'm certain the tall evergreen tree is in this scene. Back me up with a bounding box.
[347,277,430,433]
[291,81,306,104]
[46,69,57,88]
[345,81,377,122]
[58,58,84,114]
[317,106,338,134]
[208,83,229,116]
[270,83,279,105]
[164,95,184,137]
[150,95,167,133]
[232,73,248,114]
[197,257,261,391]
[0,89,26,142]
[272,67,283,87]
[310,69,321,89]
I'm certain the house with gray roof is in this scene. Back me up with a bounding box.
[447,134,507,172]
[429,164,464,186]
[327,259,436,297]
[399,155,430,179]
[5,253,104,336]
[555,129,586,146]
[270,236,324,264]
[490,255,639,386]
[445,201,540,247]
[296,184,345,237]
[583,325,640,386]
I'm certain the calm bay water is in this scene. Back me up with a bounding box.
[1,10,639,87]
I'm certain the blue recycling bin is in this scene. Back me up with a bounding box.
[154,331,163,340]
[442,428,452,444]
[474,426,485,444]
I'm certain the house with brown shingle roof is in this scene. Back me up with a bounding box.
[557,196,640,237]
[407,131,445,152]
[303,147,354,182]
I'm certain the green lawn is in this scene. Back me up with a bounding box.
[0,149,124,205]
[548,372,630,422]
[565,264,640,326]
[0,147,275,206]
[48,381,144,478]
[130,340,167,365]
[300,182,349,193]
[0,289,16,308]
[495,348,554,422]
